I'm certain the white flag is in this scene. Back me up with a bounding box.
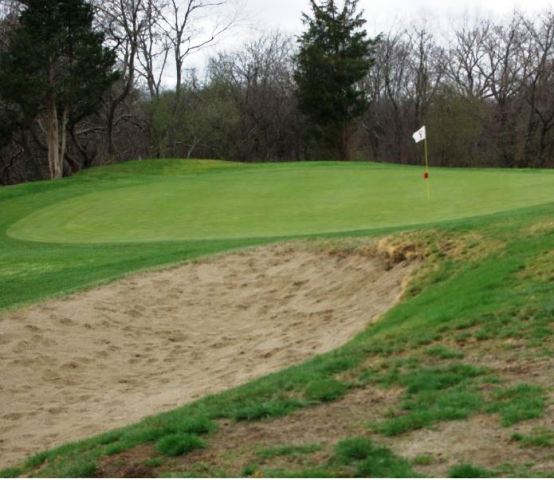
[413,126,426,144]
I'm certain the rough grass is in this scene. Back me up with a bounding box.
[304,379,350,402]
[486,384,546,426]
[511,428,554,448]
[155,434,205,457]
[448,463,493,478]
[333,437,416,477]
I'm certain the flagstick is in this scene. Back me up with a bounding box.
[424,135,431,201]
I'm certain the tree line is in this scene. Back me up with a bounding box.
[0,0,553,185]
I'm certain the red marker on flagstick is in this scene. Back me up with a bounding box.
[413,126,431,199]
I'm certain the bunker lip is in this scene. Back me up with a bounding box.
[0,241,417,469]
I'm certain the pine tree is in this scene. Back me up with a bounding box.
[295,0,378,160]
[0,0,119,178]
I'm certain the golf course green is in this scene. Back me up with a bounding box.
[8,161,554,243]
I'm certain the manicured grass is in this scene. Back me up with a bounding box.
[8,162,554,244]
[1,159,553,477]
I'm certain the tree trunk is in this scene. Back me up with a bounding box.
[339,123,350,161]
[46,98,68,179]
[47,96,61,179]
[59,106,69,172]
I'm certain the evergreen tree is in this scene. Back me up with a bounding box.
[0,0,119,178]
[295,0,378,160]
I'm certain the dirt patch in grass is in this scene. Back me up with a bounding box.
[0,241,417,469]
[96,335,554,477]
[99,386,403,477]
[389,339,554,477]
[389,413,554,477]
[524,219,554,237]
[518,250,554,282]
[97,444,157,478]
[376,230,504,265]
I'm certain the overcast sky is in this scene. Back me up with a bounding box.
[182,0,554,78]
[244,0,553,33]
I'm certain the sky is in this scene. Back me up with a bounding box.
[181,0,554,79]
[243,0,553,34]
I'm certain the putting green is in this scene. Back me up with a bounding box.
[8,163,554,244]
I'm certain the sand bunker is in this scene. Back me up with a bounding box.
[0,242,416,468]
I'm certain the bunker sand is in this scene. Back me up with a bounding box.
[0,243,415,468]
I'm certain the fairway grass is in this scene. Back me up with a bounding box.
[1,159,553,478]
[8,162,554,243]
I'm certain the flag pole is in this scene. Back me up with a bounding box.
[424,133,431,201]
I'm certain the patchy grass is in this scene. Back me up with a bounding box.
[334,437,377,463]
[511,428,554,448]
[257,444,322,459]
[0,468,23,478]
[412,454,434,466]
[230,398,306,422]
[305,379,349,403]
[448,463,493,478]
[486,384,546,426]
[177,416,217,435]
[242,464,259,476]
[333,437,416,477]
[364,363,487,436]
[155,434,205,457]
[58,459,98,478]
[426,345,465,360]
[143,457,165,468]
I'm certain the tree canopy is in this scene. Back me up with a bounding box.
[0,0,119,178]
[295,0,379,159]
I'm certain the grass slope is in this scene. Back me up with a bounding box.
[0,159,553,477]
[1,159,553,310]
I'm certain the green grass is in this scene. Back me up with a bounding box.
[448,463,493,478]
[1,159,554,311]
[486,384,546,426]
[0,468,23,478]
[511,428,554,448]
[8,161,554,244]
[425,345,465,359]
[333,437,416,477]
[304,378,349,402]
[176,416,217,435]
[412,454,434,466]
[1,159,554,477]
[155,434,205,457]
